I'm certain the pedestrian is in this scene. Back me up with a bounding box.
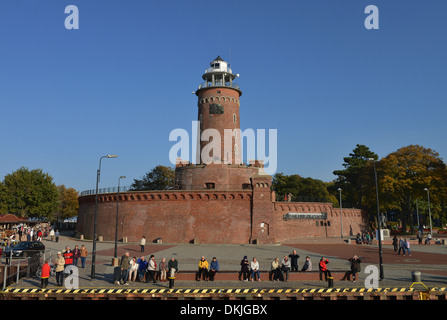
[147,254,157,283]
[72,245,81,267]
[159,258,168,282]
[404,239,411,256]
[240,256,250,281]
[271,257,281,281]
[250,257,261,281]
[425,233,432,245]
[140,236,146,253]
[63,247,73,269]
[168,257,178,279]
[197,256,209,281]
[117,252,130,285]
[55,251,65,287]
[40,260,51,288]
[137,256,147,282]
[348,255,361,282]
[55,230,60,242]
[281,256,291,282]
[417,231,423,245]
[319,257,331,281]
[289,250,300,272]
[80,245,88,268]
[301,256,312,272]
[398,237,405,255]
[49,229,55,242]
[392,236,398,252]
[208,257,219,281]
[128,257,139,282]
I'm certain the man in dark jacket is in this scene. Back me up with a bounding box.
[348,255,362,282]
[168,257,178,278]
[289,250,300,272]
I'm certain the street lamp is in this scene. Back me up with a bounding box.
[368,158,384,280]
[338,188,343,238]
[424,188,433,237]
[114,176,126,258]
[91,154,118,279]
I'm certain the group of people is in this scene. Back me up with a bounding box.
[40,245,88,288]
[8,226,49,242]
[115,252,179,285]
[392,236,412,256]
[355,232,377,245]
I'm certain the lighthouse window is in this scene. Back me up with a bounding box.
[233,114,237,123]
[212,63,220,69]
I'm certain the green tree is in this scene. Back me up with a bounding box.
[131,165,175,191]
[332,144,378,208]
[272,173,336,204]
[0,167,59,219]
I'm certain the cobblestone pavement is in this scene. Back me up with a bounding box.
[6,232,447,290]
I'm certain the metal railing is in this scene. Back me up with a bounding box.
[1,249,53,290]
[198,81,240,90]
[80,186,131,196]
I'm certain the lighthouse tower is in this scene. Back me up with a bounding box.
[195,56,242,165]
[174,56,262,191]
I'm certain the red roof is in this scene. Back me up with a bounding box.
[0,214,29,223]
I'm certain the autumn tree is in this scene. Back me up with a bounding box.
[378,145,446,233]
[131,165,175,191]
[54,185,79,222]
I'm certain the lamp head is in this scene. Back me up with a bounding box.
[107,154,118,158]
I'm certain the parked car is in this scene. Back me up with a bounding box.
[2,241,45,258]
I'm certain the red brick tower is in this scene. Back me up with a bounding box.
[195,56,242,165]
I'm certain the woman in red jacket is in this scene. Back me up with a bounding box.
[319,257,332,281]
[41,260,51,288]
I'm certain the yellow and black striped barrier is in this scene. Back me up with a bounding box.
[2,287,446,295]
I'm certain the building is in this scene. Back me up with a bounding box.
[77,57,368,244]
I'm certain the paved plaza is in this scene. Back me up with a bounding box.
[5,231,447,291]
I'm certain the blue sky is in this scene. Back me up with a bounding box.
[0,0,446,192]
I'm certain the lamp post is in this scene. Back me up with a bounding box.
[114,176,126,258]
[338,188,343,238]
[369,158,384,280]
[424,188,433,237]
[91,154,118,279]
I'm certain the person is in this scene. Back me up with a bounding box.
[137,256,147,282]
[116,252,130,285]
[392,236,398,252]
[72,245,81,267]
[240,256,250,281]
[49,229,55,242]
[63,247,73,269]
[398,237,405,255]
[37,230,42,241]
[271,257,282,281]
[348,255,361,282]
[197,256,209,281]
[159,258,168,282]
[55,251,65,287]
[404,239,411,256]
[40,260,51,288]
[301,256,312,272]
[251,257,261,281]
[55,230,60,242]
[140,236,146,253]
[281,256,291,282]
[208,257,219,281]
[80,245,88,268]
[289,250,300,272]
[319,257,331,281]
[128,257,138,282]
[168,257,178,279]
[425,233,432,245]
[147,254,157,283]
[417,231,423,245]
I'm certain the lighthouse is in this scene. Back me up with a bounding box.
[195,56,242,165]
